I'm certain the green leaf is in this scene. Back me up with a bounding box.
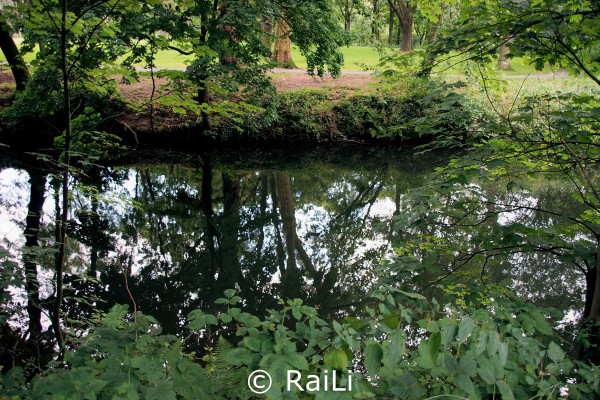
[397,290,426,300]
[364,343,383,376]
[292,307,302,321]
[426,332,441,366]
[476,332,488,355]
[458,355,478,377]
[416,338,434,369]
[187,310,217,329]
[531,311,554,336]
[441,323,457,346]
[486,331,500,356]
[547,342,565,363]
[384,331,405,366]
[457,316,476,344]
[498,342,508,366]
[324,348,348,370]
[285,353,309,370]
[496,380,515,400]
[222,348,255,366]
[444,353,459,374]
[478,357,496,385]
[221,313,232,323]
[146,381,176,400]
[457,373,475,395]
[243,335,271,353]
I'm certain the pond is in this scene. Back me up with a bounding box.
[0,146,585,338]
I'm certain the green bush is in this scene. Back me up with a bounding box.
[3,286,599,399]
[232,79,482,144]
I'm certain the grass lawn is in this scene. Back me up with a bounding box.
[289,45,379,72]
[0,37,563,77]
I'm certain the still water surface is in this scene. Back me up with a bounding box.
[0,146,584,334]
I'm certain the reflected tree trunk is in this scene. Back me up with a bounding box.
[270,174,286,276]
[23,169,47,340]
[275,173,297,275]
[257,172,268,255]
[274,172,316,276]
[219,172,242,290]
[201,155,218,288]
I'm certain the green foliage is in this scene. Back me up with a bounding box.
[335,78,481,143]
[5,288,599,399]
[53,107,125,167]
[430,0,600,84]
[2,305,216,400]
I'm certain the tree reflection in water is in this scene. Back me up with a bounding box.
[0,147,587,361]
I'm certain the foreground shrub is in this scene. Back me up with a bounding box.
[2,286,599,399]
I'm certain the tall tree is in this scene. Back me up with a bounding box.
[271,15,295,67]
[388,0,416,52]
[0,10,29,90]
[335,0,355,31]
[371,0,380,40]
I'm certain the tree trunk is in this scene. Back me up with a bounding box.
[53,0,72,350]
[23,169,47,340]
[590,244,600,322]
[344,1,351,32]
[372,0,380,40]
[0,14,30,91]
[497,42,512,71]
[387,0,395,45]
[260,16,274,50]
[584,263,596,319]
[390,0,415,52]
[418,14,444,77]
[272,17,296,67]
